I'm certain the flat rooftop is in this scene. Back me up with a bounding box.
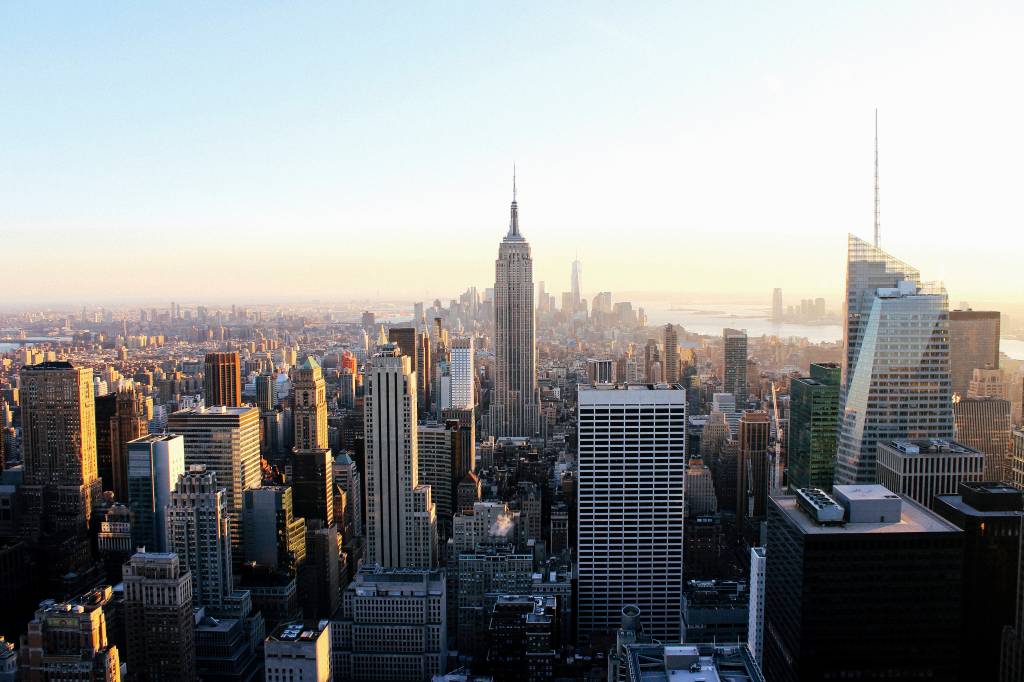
[772,493,962,535]
[881,439,980,455]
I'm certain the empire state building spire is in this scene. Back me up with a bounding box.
[509,165,520,237]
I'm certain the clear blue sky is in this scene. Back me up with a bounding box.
[3,2,1022,307]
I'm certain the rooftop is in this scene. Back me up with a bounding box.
[772,490,961,535]
[269,620,330,642]
[880,439,980,456]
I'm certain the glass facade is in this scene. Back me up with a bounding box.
[787,363,840,491]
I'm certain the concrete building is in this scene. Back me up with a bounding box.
[1016,429,1024,491]
[747,547,766,667]
[680,580,748,645]
[577,384,687,641]
[123,552,196,681]
[333,452,363,540]
[291,447,334,526]
[623,643,764,682]
[167,405,262,550]
[723,329,748,408]
[448,337,475,410]
[292,357,328,451]
[332,566,447,682]
[363,344,437,568]
[264,620,332,682]
[763,485,963,681]
[738,411,770,523]
[875,439,984,509]
[662,324,679,384]
[484,595,558,682]
[127,433,185,553]
[949,309,1000,398]
[954,395,1013,481]
[417,420,458,542]
[203,351,241,407]
[685,455,717,517]
[242,486,306,573]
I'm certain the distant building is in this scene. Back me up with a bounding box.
[127,433,185,552]
[663,324,679,384]
[203,351,242,407]
[723,329,748,408]
[763,485,963,681]
[738,411,770,523]
[771,288,783,322]
[292,357,329,451]
[264,620,331,682]
[949,309,1000,398]
[123,552,196,681]
[875,439,984,509]
[787,363,840,491]
[954,396,1013,481]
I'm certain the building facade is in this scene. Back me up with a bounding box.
[123,552,196,682]
[875,439,984,509]
[787,363,840,491]
[127,433,185,553]
[203,351,241,407]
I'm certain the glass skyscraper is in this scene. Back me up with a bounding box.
[787,363,840,491]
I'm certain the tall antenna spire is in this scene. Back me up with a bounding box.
[508,165,520,237]
[874,108,880,248]
[513,163,517,202]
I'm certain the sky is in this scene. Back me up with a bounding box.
[2,2,1023,308]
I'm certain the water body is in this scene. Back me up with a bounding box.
[0,337,72,353]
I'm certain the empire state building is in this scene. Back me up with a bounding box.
[490,177,539,438]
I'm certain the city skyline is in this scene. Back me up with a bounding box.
[4,3,1023,304]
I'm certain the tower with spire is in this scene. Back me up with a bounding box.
[490,170,539,438]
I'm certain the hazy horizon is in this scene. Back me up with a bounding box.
[4,3,1023,305]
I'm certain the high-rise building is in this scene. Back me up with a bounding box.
[127,433,185,552]
[763,485,963,681]
[448,337,475,410]
[264,621,332,682]
[738,411,770,522]
[954,396,1013,481]
[875,439,984,509]
[577,384,686,641]
[417,421,458,542]
[19,586,122,682]
[771,288,783,322]
[123,552,197,682]
[1015,429,1024,491]
[167,405,262,550]
[968,366,1010,399]
[835,278,954,485]
[491,180,539,438]
[19,361,103,538]
[165,465,235,610]
[949,309,1000,398]
[298,520,344,620]
[110,389,150,501]
[331,566,447,682]
[242,486,306,573]
[484,595,558,682]
[418,330,431,411]
[680,580,749,645]
[292,357,328,451]
[363,344,437,568]
[292,448,334,525]
[747,546,766,667]
[333,452,363,540]
[662,324,679,384]
[255,373,278,413]
[787,363,840,491]
[643,338,660,384]
[203,352,242,407]
[388,327,418,375]
[1002,514,1024,681]
[934,482,1024,682]
[722,329,748,409]
[685,455,717,517]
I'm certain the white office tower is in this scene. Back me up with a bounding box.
[448,337,475,410]
[577,384,687,641]
[835,277,954,485]
[490,178,539,438]
[167,405,262,550]
[332,566,447,682]
[166,464,234,610]
[126,433,185,552]
[364,344,438,568]
[265,620,332,682]
[747,546,766,666]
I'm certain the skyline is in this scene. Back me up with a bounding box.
[4,2,1023,305]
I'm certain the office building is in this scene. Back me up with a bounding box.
[97,503,133,582]
[333,452,363,540]
[490,180,539,438]
[417,420,458,542]
[835,279,954,485]
[577,384,687,641]
[193,591,264,682]
[19,361,103,538]
[110,389,151,501]
[127,433,185,552]
[264,620,332,682]
[292,357,328,451]
[935,482,1024,681]
[771,288,783,321]
[622,643,764,682]
[680,580,748,645]
[332,566,447,682]
[571,257,583,311]
[875,439,984,509]
[1002,514,1024,681]
[663,324,679,384]
[242,486,306,573]
[123,552,196,682]
[19,587,122,682]
[949,309,1000,398]
[204,351,241,407]
[763,485,963,681]
[484,595,558,682]
[685,455,717,517]
[292,447,334,525]
[723,329,748,408]
[255,373,277,413]
[418,329,432,411]
[747,547,766,667]
[388,327,419,376]
[1015,429,1024,491]
[969,366,1010,399]
[954,396,1013,481]
[167,405,261,550]
[166,465,235,610]
[738,411,770,523]
[448,337,475,410]
[586,358,615,385]
[363,344,437,568]
[787,363,840,491]
[298,520,343,619]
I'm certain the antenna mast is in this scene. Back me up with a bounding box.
[874,109,880,248]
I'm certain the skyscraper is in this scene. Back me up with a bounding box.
[165,465,234,610]
[954,395,1013,480]
[722,329,747,409]
[875,439,985,509]
[123,552,197,682]
[787,363,840,491]
[127,433,185,553]
[491,178,539,438]
[255,373,277,413]
[110,388,150,502]
[167,405,262,550]
[363,344,438,568]
[448,337,475,410]
[835,278,954,484]
[19,361,103,538]
[949,309,1000,398]
[203,351,241,407]
[291,447,334,526]
[662,324,679,384]
[738,411,770,522]
[417,420,458,542]
[570,257,582,311]
[577,384,687,641]
[771,288,783,322]
[292,357,328,451]
[388,327,418,377]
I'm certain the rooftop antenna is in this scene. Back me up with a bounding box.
[874,108,880,248]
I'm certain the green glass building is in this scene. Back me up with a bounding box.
[787,363,840,491]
